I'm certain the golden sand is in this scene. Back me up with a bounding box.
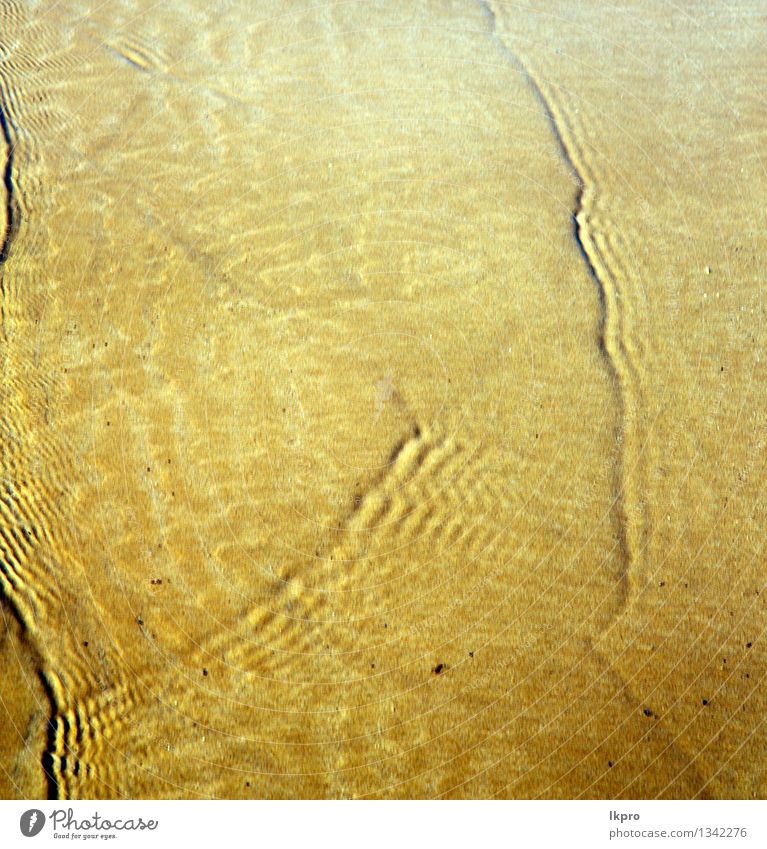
[0,0,765,798]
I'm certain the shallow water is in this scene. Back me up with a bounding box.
[0,0,765,798]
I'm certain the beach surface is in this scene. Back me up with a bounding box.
[0,0,765,798]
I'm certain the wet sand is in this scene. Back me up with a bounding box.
[0,0,765,798]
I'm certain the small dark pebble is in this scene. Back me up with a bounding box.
[83,641,89,647]
[468,651,474,658]
[746,642,753,649]
[702,698,709,706]
[433,663,447,675]
[643,708,653,717]
[203,669,208,677]
[608,761,614,768]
